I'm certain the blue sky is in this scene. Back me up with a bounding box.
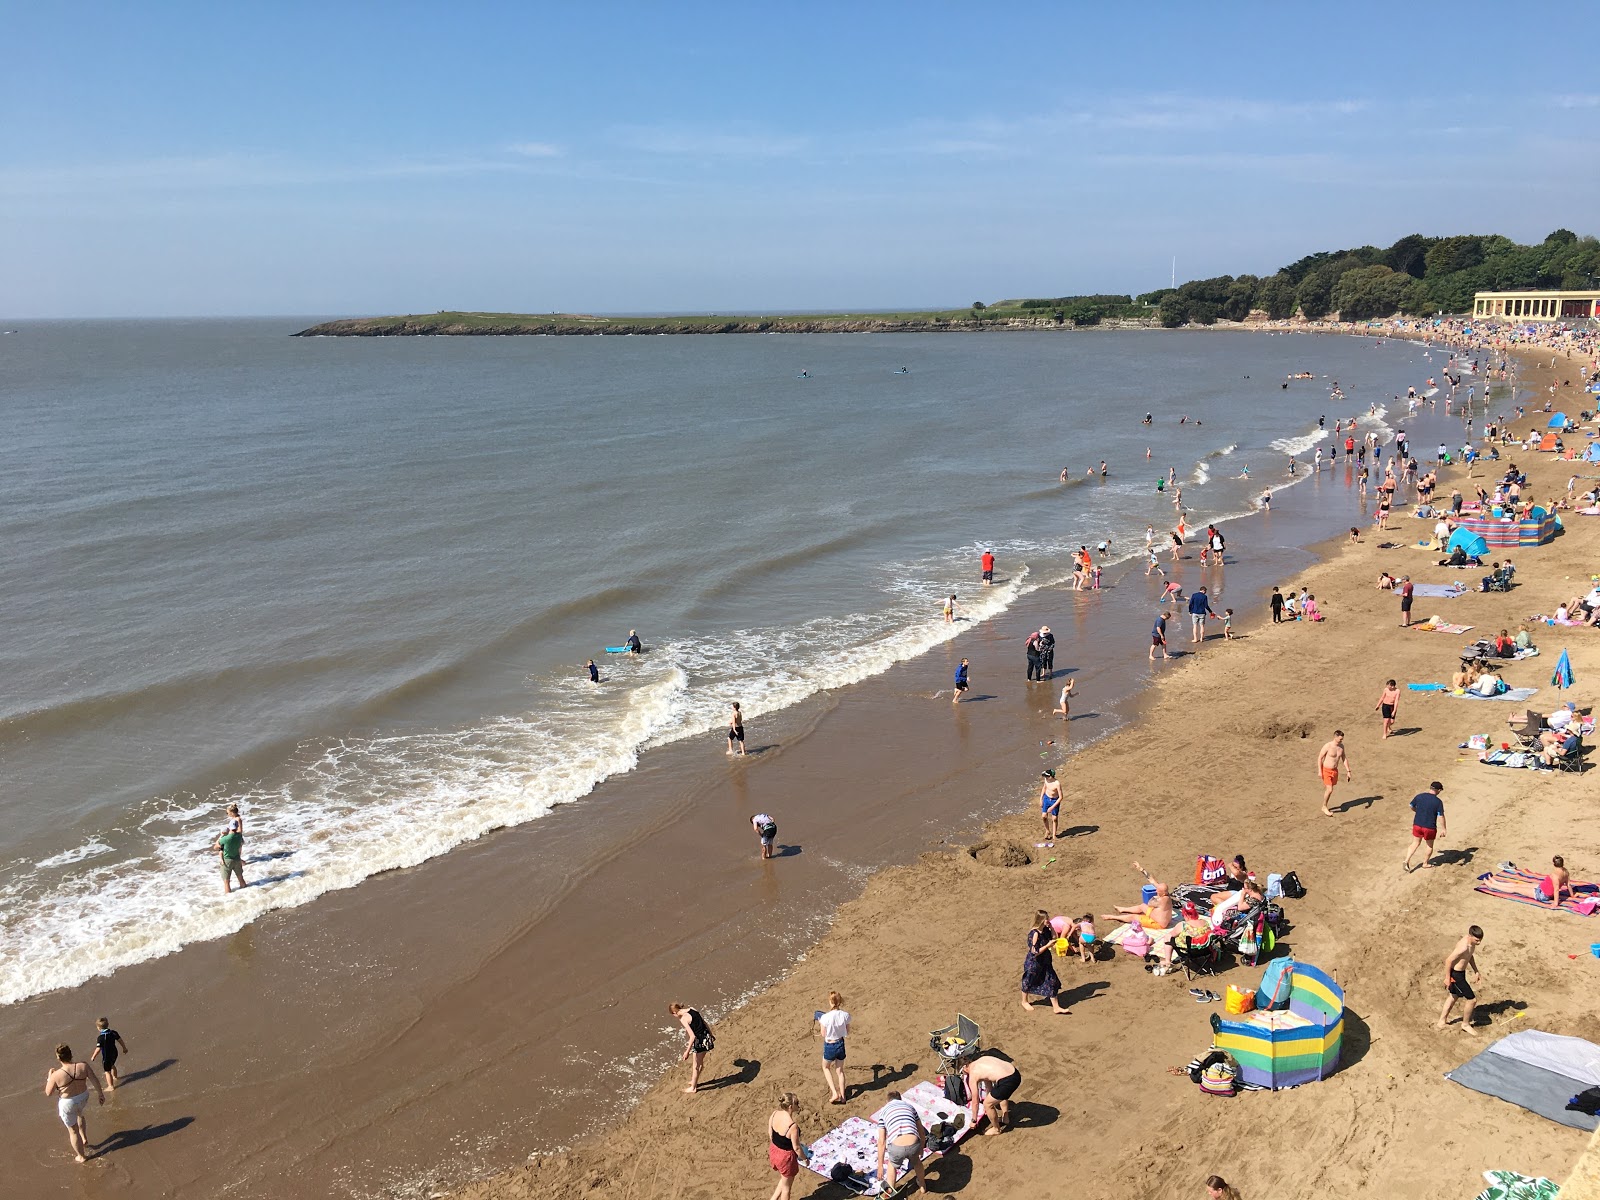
[4,3,1597,317]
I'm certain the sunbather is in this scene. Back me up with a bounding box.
[1103,862,1173,930]
[1539,856,1573,907]
[1537,729,1580,766]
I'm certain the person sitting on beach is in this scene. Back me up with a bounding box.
[1210,877,1264,925]
[1471,670,1506,697]
[1222,854,1248,891]
[1377,570,1397,591]
[1281,593,1299,620]
[1492,629,1515,657]
[1539,856,1573,906]
[1546,701,1578,733]
[1515,625,1535,650]
[1104,862,1174,942]
[1537,728,1580,767]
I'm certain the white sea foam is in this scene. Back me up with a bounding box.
[1269,428,1329,456]
[33,841,114,869]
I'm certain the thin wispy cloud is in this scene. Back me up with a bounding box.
[1554,93,1600,109]
[506,141,563,157]
[611,125,810,158]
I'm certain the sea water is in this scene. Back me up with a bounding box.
[0,320,1431,1003]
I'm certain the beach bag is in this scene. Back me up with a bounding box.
[1281,871,1307,899]
[1259,958,1295,1009]
[1199,1061,1237,1097]
[1224,985,1256,1015]
[941,1072,968,1106]
[1468,734,1489,750]
[1237,924,1258,964]
[1265,873,1283,900]
[1195,854,1225,886]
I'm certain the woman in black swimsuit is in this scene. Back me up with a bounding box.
[670,1002,715,1093]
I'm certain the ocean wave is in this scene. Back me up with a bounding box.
[1268,428,1329,456]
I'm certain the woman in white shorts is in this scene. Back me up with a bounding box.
[44,1043,104,1163]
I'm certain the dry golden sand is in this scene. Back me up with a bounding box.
[460,353,1600,1200]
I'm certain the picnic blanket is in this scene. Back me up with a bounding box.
[1414,582,1469,598]
[1480,749,1535,769]
[1447,1029,1600,1131]
[1412,622,1475,634]
[802,1081,972,1190]
[1454,687,1541,704]
[1474,866,1600,916]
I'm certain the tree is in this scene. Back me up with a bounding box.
[971,301,986,311]
[1222,276,1259,322]
[1545,228,1578,246]
[1295,271,1336,320]
[1257,274,1297,320]
[1332,265,1421,321]
[1423,235,1485,278]
[1384,233,1433,279]
[1158,293,1191,327]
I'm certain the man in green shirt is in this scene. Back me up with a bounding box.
[214,829,246,894]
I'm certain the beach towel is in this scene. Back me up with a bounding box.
[1413,583,1468,598]
[802,1082,973,1189]
[1512,647,1541,660]
[1408,682,1447,691]
[1480,749,1533,769]
[1412,622,1474,634]
[1447,1029,1600,1131]
[1455,687,1540,704]
[1473,1170,1561,1200]
[1474,866,1599,916]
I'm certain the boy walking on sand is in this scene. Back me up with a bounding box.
[90,1019,128,1091]
[1438,926,1484,1033]
[1404,782,1446,871]
[1317,732,1352,816]
[1039,770,1062,846]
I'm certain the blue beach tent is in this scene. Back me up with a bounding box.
[1548,413,1568,428]
[1446,528,1489,559]
[1582,442,1600,464]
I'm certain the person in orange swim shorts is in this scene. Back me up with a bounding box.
[1316,730,1352,816]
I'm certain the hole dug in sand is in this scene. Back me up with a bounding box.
[1255,719,1316,739]
[967,840,1034,867]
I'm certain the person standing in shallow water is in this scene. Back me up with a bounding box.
[669,1002,715,1093]
[727,702,746,756]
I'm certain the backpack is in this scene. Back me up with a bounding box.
[942,1072,968,1106]
[1280,870,1307,899]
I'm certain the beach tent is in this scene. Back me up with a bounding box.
[1539,433,1559,452]
[1582,441,1600,463]
[1447,528,1490,559]
[1446,1029,1600,1131]
[1208,960,1343,1089]
[1548,413,1569,428]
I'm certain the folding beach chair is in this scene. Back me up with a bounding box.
[1506,714,1543,752]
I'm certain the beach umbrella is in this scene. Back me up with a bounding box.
[1552,648,1574,690]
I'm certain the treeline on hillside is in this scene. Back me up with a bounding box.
[1130,230,1599,326]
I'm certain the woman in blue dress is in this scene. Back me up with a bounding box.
[1020,909,1066,1013]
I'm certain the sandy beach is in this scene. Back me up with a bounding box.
[450,344,1600,1200]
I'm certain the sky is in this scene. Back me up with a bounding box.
[4,2,1598,317]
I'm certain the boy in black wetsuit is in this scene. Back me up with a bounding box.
[91,1018,128,1090]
